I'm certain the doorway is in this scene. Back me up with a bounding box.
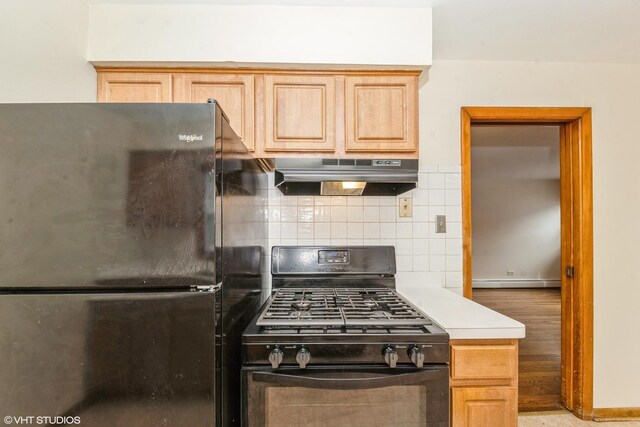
[470,125,562,412]
[460,107,593,420]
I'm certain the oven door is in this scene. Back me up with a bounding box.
[242,365,448,427]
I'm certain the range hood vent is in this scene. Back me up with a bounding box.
[274,158,418,196]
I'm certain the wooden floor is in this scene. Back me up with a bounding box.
[472,288,563,413]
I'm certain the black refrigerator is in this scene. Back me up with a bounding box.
[0,102,268,426]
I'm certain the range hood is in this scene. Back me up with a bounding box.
[274,158,418,196]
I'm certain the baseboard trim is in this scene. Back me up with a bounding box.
[592,407,640,420]
[472,279,561,289]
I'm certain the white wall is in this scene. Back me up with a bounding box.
[0,0,96,102]
[472,178,561,281]
[87,4,432,67]
[422,59,640,408]
[471,128,561,283]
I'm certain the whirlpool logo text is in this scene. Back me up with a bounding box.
[178,134,204,143]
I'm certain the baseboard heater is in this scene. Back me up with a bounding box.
[472,279,561,289]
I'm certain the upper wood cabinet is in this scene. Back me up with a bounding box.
[97,72,172,103]
[263,74,336,152]
[345,75,418,153]
[95,68,421,158]
[173,73,255,152]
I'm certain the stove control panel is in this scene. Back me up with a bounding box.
[318,250,349,264]
[247,342,450,366]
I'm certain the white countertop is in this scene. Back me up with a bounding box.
[399,287,526,340]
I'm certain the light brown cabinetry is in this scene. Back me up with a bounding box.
[263,74,336,152]
[451,387,517,427]
[97,72,172,103]
[450,339,518,427]
[173,73,255,151]
[345,75,418,153]
[95,68,420,158]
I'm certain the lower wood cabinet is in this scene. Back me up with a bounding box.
[450,339,519,427]
[451,387,517,427]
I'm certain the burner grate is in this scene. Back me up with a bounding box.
[256,288,431,327]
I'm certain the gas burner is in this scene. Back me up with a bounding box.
[291,301,313,311]
[256,288,432,327]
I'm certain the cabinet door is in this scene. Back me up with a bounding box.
[97,72,172,103]
[452,387,517,427]
[174,73,255,152]
[345,75,417,153]
[264,74,336,152]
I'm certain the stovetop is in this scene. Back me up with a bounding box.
[243,246,449,368]
[257,287,432,328]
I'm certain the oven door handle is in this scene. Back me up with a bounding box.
[251,369,441,390]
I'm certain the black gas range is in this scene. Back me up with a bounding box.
[242,246,449,427]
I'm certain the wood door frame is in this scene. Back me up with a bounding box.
[460,107,593,420]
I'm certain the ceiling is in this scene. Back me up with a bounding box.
[88,0,640,64]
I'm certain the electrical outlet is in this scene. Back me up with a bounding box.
[399,197,412,217]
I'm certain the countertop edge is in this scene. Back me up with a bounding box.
[399,287,526,340]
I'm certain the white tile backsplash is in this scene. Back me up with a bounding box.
[379,222,397,239]
[347,206,364,222]
[428,189,445,205]
[298,223,314,239]
[314,206,331,222]
[330,196,347,206]
[266,167,463,287]
[330,222,347,239]
[379,206,396,222]
[429,239,446,255]
[397,222,413,239]
[281,222,298,239]
[396,239,413,255]
[363,206,380,222]
[347,222,364,239]
[330,205,347,222]
[314,223,331,239]
[297,206,314,222]
[280,205,297,222]
[428,173,445,189]
[298,196,314,206]
[363,222,380,238]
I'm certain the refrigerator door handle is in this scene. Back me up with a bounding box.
[195,282,222,292]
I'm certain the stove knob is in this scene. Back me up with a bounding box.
[269,348,284,369]
[409,346,425,368]
[383,346,398,368]
[296,347,311,369]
